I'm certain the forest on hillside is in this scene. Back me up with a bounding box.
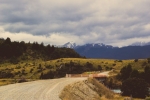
[0,37,82,63]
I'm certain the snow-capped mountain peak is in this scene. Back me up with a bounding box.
[91,43,104,47]
[85,43,113,48]
[62,42,114,48]
[63,42,77,48]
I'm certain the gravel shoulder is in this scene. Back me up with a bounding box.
[0,78,86,100]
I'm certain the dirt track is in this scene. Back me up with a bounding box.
[0,78,86,100]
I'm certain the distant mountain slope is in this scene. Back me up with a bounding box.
[62,42,77,48]
[73,43,150,59]
[130,42,150,46]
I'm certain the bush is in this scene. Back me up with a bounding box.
[119,64,132,80]
[30,68,34,73]
[118,60,122,62]
[134,59,138,62]
[0,71,14,78]
[45,65,52,69]
[18,78,28,83]
[121,78,149,98]
[16,66,21,69]
[104,77,122,89]
[38,64,42,69]
[112,63,116,66]
[88,78,114,99]
[145,97,150,100]
[40,71,55,79]
[98,65,102,71]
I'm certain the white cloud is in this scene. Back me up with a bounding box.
[0,0,150,46]
[0,27,83,45]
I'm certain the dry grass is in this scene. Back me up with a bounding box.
[60,78,115,100]
[60,79,101,100]
[60,78,145,100]
[0,79,15,86]
[87,78,114,99]
[0,58,148,86]
[60,77,144,100]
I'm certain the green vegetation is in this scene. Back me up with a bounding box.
[0,57,150,86]
[1,38,150,99]
[121,78,149,98]
[0,37,81,64]
[105,63,150,99]
[60,78,142,100]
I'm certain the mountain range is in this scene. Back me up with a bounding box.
[130,42,150,46]
[61,42,150,60]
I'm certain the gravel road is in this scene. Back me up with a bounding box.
[0,78,86,100]
[98,71,110,76]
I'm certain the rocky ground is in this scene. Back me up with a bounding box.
[60,80,101,100]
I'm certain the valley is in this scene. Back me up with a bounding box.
[0,38,150,99]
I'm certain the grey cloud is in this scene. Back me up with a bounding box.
[0,0,150,46]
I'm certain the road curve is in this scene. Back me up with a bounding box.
[0,78,86,100]
[98,71,110,76]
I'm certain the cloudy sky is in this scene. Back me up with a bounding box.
[0,0,150,47]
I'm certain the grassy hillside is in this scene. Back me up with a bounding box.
[0,37,82,64]
[0,58,149,86]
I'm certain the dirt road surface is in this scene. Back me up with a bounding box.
[98,71,110,76]
[0,78,86,100]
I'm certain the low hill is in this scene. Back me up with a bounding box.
[0,57,149,85]
[0,37,82,64]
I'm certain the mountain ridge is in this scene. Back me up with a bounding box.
[61,42,150,59]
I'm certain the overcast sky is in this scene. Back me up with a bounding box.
[0,0,150,47]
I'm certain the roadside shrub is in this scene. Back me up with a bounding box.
[142,62,147,66]
[45,65,52,69]
[145,97,150,100]
[98,65,102,71]
[118,60,122,62]
[105,66,110,70]
[88,78,114,99]
[14,71,20,75]
[0,71,14,78]
[38,64,42,69]
[134,59,138,62]
[40,71,55,79]
[30,68,34,73]
[16,66,21,69]
[121,78,149,98]
[37,69,42,73]
[112,63,116,66]
[18,78,28,83]
[104,77,122,89]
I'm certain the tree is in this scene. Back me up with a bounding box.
[85,62,93,71]
[130,69,139,78]
[40,71,55,79]
[144,66,150,83]
[4,37,11,44]
[134,59,138,62]
[120,64,132,80]
[147,58,150,63]
[121,78,149,98]
[98,65,102,71]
